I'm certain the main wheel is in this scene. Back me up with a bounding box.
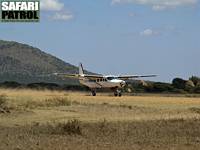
[114,92,118,97]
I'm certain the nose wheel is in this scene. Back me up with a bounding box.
[91,90,96,96]
[114,89,122,97]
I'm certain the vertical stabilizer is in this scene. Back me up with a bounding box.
[79,63,84,75]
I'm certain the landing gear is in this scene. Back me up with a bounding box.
[91,90,96,96]
[114,89,122,97]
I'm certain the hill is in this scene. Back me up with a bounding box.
[0,40,79,84]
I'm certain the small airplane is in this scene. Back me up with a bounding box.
[54,63,156,96]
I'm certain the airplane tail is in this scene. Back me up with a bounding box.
[79,63,84,75]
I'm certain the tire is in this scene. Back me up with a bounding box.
[114,92,118,97]
[92,91,96,96]
[118,93,122,97]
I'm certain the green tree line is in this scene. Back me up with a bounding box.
[0,76,200,94]
[125,76,200,94]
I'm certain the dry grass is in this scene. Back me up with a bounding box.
[0,119,200,150]
[0,88,200,149]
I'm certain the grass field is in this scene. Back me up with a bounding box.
[0,89,200,150]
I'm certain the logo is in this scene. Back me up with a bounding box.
[0,0,40,22]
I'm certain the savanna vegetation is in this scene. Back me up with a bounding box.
[0,75,200,95]
[1,40,200,149]
[0,89,200,149]
[124,76,200,94]
[1,40,200,95]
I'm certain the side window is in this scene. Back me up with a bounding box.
[89,79,95,82]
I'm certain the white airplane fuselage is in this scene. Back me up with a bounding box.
[79,75,126,89]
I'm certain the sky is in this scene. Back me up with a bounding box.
[0,0,200,82]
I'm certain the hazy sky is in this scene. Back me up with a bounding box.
[1,0,200,82]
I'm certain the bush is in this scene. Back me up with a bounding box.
[189,76,200,86]
[189,107,200,114]
[0,94,10,113]
[48,119,82,135]
[0,94,7,107]
[185,80,195,93]
[59,119,82,135]
[194,86,200,94]
[144,82,175,93]
[172,78,187,89]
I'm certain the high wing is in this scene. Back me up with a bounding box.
[53,73,79,78]
[54,73,156,80]
[82,74,104,79]
[118,75,157,80]
[53,73,104,79]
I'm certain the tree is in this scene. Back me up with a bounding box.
[189,76,200,86]
[185,80,195,93]
[172,78,186,89]
[194,86,200,94]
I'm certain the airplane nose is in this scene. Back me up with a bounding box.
[120,81,126,87]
